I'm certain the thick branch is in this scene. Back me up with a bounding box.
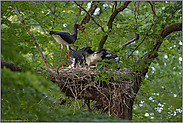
[80,1,98,25]
[153,23,182,51]
[12,7,51,71]
[1,59,22,72]
[107,1,131,30]
[97,35,108,51]
[161,23,182,38]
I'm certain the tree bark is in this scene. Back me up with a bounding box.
[161,23,182,38]
[1,59,22,72]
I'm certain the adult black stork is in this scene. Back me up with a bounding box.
[49,24,88,69]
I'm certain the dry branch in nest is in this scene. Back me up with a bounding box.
[49,67,141,117]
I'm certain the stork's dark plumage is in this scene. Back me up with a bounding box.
[70,47,120,67]
[72,47,107,66]
[69,47,92,68]
[101,51,118,60]
[49,24,88,69]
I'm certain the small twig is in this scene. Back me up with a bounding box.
[162,7,180,28]
[92,84,110,110]
[134,2,138,23]
[37,98,44,104]
[110,2,117,13]
[114,32,139,53]
[56,70,59,76]
[77,83,93,98]
[74,1,105,33]
[68,84,80,110]
[148,1,157,19]
[122,32,139,46]
[128,35,147,58]
[123,98,130,109]
[44,58,54,69]
[128,24,154,58]
[98,19,128,25]
[139,14,151,23]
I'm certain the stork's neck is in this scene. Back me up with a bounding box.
[73,27,78,40]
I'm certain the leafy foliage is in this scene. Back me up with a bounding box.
[2,67,131,122]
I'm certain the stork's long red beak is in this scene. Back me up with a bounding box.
[78,26,88,35]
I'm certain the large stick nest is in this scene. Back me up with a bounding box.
[49,66,140,115]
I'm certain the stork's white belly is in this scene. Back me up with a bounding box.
[85,55,92,65]
[52,34,68,46]
[86,52,103,65]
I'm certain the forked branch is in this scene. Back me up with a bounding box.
[98,1,131,51]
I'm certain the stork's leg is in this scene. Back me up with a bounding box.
[60,45,64,69]
[67,45,72,68]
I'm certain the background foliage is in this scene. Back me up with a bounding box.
[1,1,182,122]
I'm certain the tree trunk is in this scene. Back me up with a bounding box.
[48,22,181,120]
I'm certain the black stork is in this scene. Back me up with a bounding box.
[84,48,107,66]
[49,24,88,69]
[71,47,107,66]
[70,47,120,67]
[69,47,92,68]
[101,51,118,60]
